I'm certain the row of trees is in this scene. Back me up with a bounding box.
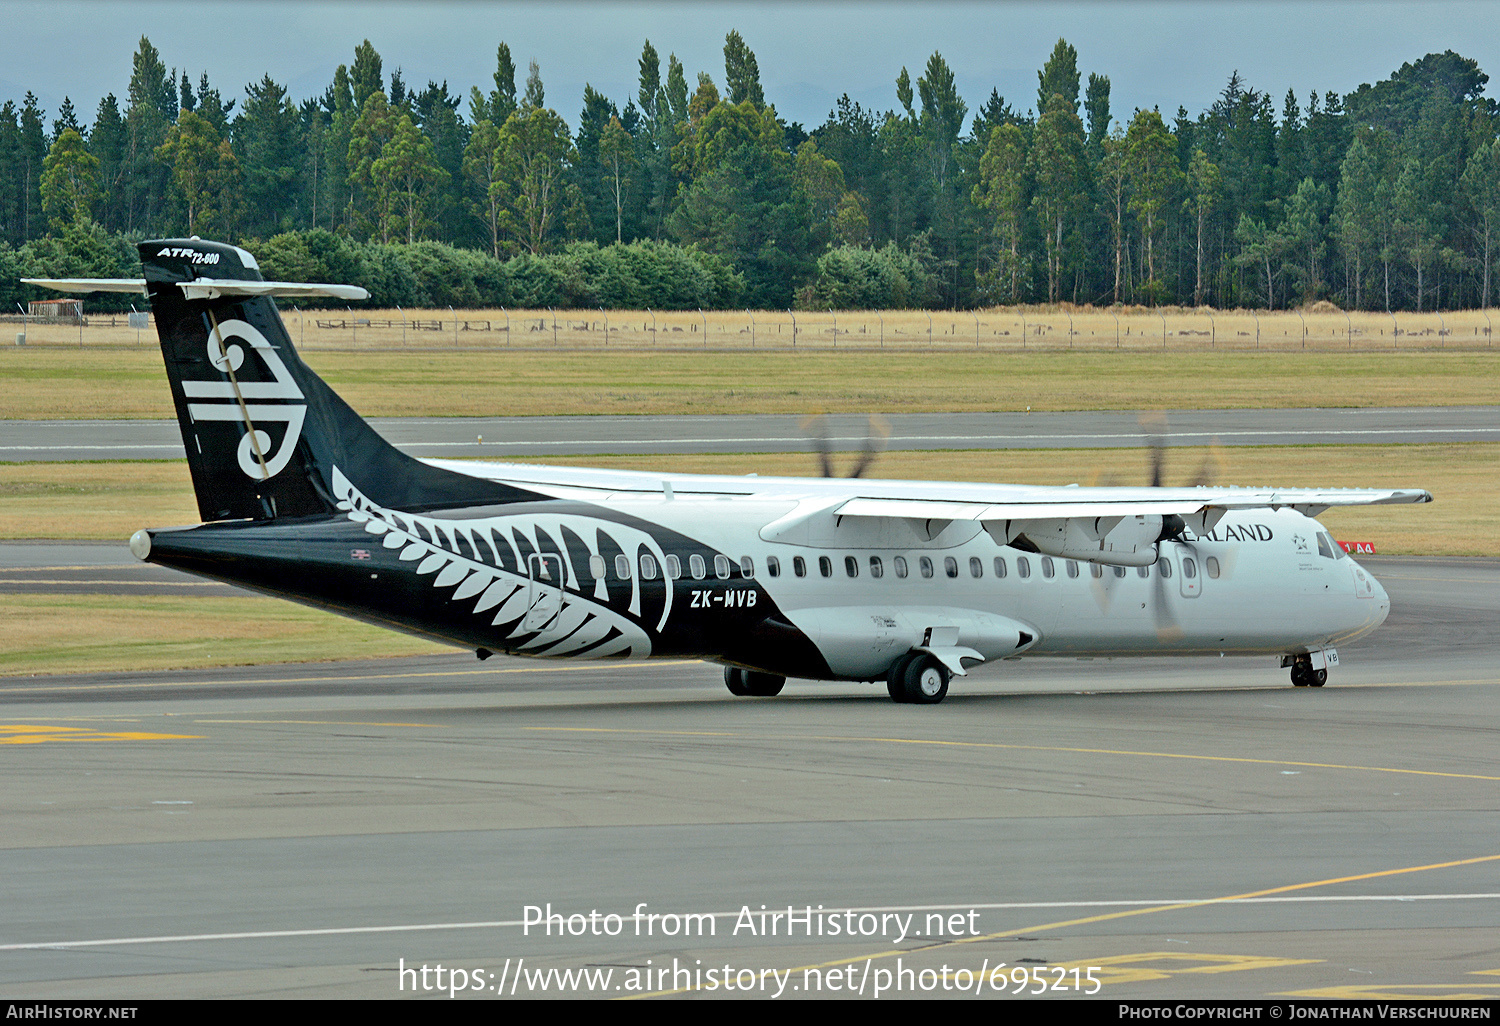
[4,34,1500,310]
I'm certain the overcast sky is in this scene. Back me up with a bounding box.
[4,1,1498,132]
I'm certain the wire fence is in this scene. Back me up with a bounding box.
[5,307,1497,352]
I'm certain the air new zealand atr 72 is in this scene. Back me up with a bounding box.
[26,239,1431,703]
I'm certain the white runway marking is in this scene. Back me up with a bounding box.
[5,893,1495,950]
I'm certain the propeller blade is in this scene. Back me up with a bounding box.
[1138,412,1168,488]
[1188,439,1225,487]
[846,414,890,479]
[800,413,835,478]
[1152,550,1186,642]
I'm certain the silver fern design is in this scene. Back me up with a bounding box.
[333,467,665,659]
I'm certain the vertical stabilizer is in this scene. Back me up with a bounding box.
[140,239,531,521]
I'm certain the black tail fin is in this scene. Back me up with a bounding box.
[141,239,531,522]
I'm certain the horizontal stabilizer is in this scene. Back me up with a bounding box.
[22,277,147,294]
[22,278,368,301]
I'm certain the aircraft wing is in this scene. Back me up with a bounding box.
[831,487,1431,567]
[835,487,1433,523]
[22,278,368,301]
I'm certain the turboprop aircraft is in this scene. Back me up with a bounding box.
[25,239,1431,703]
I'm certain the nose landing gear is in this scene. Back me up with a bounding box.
[1287,653,1327,688]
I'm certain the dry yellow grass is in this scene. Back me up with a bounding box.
[5,345,1500,420]
[12,305,1500,351]
[3,444,1489,554]
[0,593,447,677]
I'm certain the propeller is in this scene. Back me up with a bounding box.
[1090,413,1226,640]
[801,414,890,478]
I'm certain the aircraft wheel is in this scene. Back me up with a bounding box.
[901,655,950,705]
[1289,655,1313,687]
[886,653,918,703]
[743,671,786,697]
[724,666,751,696]
[1308,668,1327,688]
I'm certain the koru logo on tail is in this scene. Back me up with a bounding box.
[181,319,306,479]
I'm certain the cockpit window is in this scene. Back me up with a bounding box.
[1317,532,1336,560]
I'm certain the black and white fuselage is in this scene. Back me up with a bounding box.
[28,237,1422,701]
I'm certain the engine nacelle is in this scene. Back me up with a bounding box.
[989,515,1162,568]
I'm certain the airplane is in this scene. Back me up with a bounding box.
[25,238,1431,704]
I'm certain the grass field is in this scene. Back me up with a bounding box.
[10,305,1500,352]
[0,593,449,677]
[2,444,1488,554]
[5,346,1500,419]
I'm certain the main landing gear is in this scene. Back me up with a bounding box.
[886,652,950,705]
[1288,653,1327,688]
[724,666,786,697]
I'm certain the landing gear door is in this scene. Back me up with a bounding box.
[524,552,564,632]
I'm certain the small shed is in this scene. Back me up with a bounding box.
[28,298,84,325]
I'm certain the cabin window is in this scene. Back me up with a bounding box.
[1017,556,1031,579]
[640,554,658,580]
[969,556,983,578]
[665,554,682,579]
[766,555,780,578]
[893,556,909,578]
[1042,557,1055,579]
[994,557,1008,578]
[919,556,934,578]
[944,556,959,578]
[589,554,606,579]
[792,556,806,578]
[615,554,633,580]
[869,556,884,578]
[689,554,706,579]
[1157,557,1172,579]
[819,556,833,578]
[740,556,755,579]
[1136,565,1150,578]
[715,554,731,579]
[1091,563,1103,579]
[1183,557,1198,579]
[1066,560,1079,578]
[1206,556,1221,579]
[844,555,859,578]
